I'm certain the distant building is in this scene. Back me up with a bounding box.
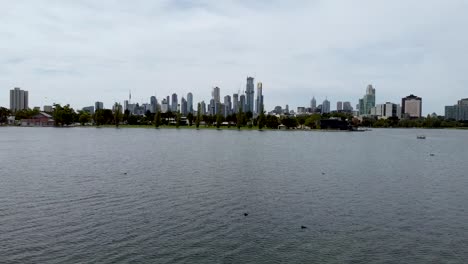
[297,107,306,114]
[337,101,343,111]
[256,82,264,114]
[233,94,239,113]
[322,99,330,114]
[402,94,422,118]
[187,93,193,114]
[43,105,53,112]
[311,97,317,111]
[200,101,206,115]
[82,106,95,114]
[224,95,232,117]
[245,77,255,113]
[359,85,376,116]
[181,97,188,116]
[10,87,29,112]
[285,104,289,114]
[150,96,158,113]
[161,99,169,113]
[20,112,54,127]
[239,95,246,112]
[171,93,178,112]
[371,102,401,119]
[343,102,353,112]
[445,98,468,121]
[95,101,104,111]
[273,106,283,115]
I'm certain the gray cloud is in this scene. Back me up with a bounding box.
[1,0,467,114]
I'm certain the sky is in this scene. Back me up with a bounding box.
[1,0,467,115]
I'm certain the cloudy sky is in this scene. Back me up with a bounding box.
[1,0,467,114]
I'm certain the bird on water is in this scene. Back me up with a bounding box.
[244,213,249,216]
[301,225,307,229]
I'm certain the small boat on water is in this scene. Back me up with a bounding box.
[417,135,426,139]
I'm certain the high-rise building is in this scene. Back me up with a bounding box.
[9,87,29,112]
[166,96,170,110]
[181,97,188,116]
[402,94,422,118]
[209,99,216,115]
[245,77,255,113]
[82,106,95,114]
[171,93,178,112]
[285,104,289,114]
[95,101,104,111]
[359,85,376,116]
[273,106,282,115]
[239,95,246,112]
[187,93,193,114]
[200,101,206,115]
[337,101,343,111]
[445,98,468,121]
[212,87,220,103]
[311,97,317,111]
[343,102,353,112]
[224,95,232,117]
[233,93,239,113]
[256,82,264,114]
[322,99,330,114]
[150,96,158,113]
[43,105,53,112]
[161,99,169,113]
[371,102,401,119]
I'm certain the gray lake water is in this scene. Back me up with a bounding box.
[1,127,468,263]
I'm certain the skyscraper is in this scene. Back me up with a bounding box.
[181,97,188,116]
[256,82,264,114]
[343,102,353,112]
[95,101,104,111]
[401,94,422,118]
[212,87,221,114]
[187,93,193,114]
[359,84,376,116]
[245,77,255,113]
[337,101,343,111]
[150,96,158,113]
[171,93,178,112]
[9,87,29,112]
[233,93,239,113]
[224,95,232,117]
[200,101,206,115]
[445,98,468,121]
[311,97,316,111]
[239,95,246,112]
[322,99,330,114]
[161,99,169,113]
[167,96,170,110]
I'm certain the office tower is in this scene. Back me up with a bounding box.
[371,103,401,119]
[171,93,178,112]
[150,96,158,113]
[224,95,232,117]
[343,102,353,112]
[445,98,468,121]
[181,97,188,116]
[161,99,169,113]
[322,99,330,114]
[337,101,343,111]
[239,95,246,112]
[358,84,376,116]
[43,105,53,112]
[245,77,255,113]
[200,101,206,115]
[212,87,220,103]
[311,97,317,111]
[274,106,282,115]
[209,99,216,115]
[95,101,104,111]
[401,94,422,118]
[82,106,95,114]
[255,82,264,114]
[233,93,239,113]
[285,104,289,114]
[9,87,29,112]
[187,93,193,114]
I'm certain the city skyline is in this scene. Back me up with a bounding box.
[1,1,468,114]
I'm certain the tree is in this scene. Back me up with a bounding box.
[237,107,244,129]
[187,112,194,126]
[52,104,75,126]
[78,111,91,126]
[297,115,307,129]
[258,107,266,130]
[154,111,162,128]
[0,107,11,124]
[304,114,321,129]
[281,116,298,129]
[113,103,122,128]
[265,115,280,129]
[195,103,201,129]
[216,113,223,129]
[176,112,181,128]
[94,109,105,126]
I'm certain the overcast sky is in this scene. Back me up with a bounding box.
[1,0,467,114]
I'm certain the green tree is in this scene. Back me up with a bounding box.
[52,104,75,126]
[187,112,194,126]
[195,103,201,129]
[176,112,181,128]
[78,111,91,126]
[94,109,105,126]
[257,106,266,130]
[113,103,122,128]
[281,116,298,129]
[154,111,162,128]
[0,107,11,124]
[304,114,321,129]
[236,107,244,129]
[216,113,223,129]
[265,115,280,129]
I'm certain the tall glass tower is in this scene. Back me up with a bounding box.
[245,77,255,113]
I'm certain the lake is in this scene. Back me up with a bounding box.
[1,127,467,263]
